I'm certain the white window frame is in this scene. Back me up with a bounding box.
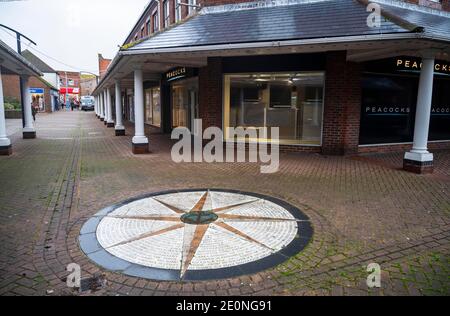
[175,0,182,23]
[163,0,170,28]
[152,8,159,32]
[188,0,197,15]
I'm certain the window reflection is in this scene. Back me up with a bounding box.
[145,87,161,127]
[225,72,324,145]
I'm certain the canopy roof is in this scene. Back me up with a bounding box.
[93,0,450,94]
[0,40,42,77]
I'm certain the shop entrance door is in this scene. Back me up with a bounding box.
[171,77,198,132]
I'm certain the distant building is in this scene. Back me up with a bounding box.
[2,49,59,112]
[98,54,111,79]
[57,71,81,103]
[80,74,97,96]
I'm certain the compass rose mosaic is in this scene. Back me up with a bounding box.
[79,189,313,281]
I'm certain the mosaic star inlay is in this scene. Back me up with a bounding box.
[80,189,313,281]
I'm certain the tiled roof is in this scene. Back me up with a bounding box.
[375,1,450,40]
[127,0,417,52]
[21,50,56,73]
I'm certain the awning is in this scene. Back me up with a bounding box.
[60,87,80,94]
[0,39,42,77]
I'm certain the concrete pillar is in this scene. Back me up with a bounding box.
[99,92,104,121]
[114,80,125,136]
[103,90,108,125]
[403,50,436,174]
[0,69,12,155]
[97,95,100,117]
[106,87,114,127]
[95,95,99,117]
[132,69,148,154]
[21,76,36,139]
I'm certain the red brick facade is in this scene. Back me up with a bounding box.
[2,74,55,112]
[200,0,251,6]
[98,54,111,79]
[322,51,362,155]
[198,57,223,131]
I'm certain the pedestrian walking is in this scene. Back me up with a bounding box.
[31,102,38,121]
[70,99,75,111]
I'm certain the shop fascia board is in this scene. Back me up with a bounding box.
[347,42,450,62]
[347,40,450,62]
[93,54,206,94]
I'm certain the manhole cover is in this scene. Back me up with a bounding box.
[79,189,312,281]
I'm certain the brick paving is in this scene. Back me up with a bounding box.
[0,110,449,296]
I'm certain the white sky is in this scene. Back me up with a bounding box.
[0,0,149,74]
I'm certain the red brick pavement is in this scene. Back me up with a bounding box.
[0,111,448,296]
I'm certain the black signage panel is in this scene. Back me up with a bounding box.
[364,56,450,76]
[164,67,197,83]
[360,73,450,145]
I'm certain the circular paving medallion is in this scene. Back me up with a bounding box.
[79,189,313,281]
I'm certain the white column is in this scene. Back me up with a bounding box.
[132,69,148,145]
[0,68,12,153]
[115,80,125,133]
[95,95,98,116]
[97,95,100,116]
[404,50,435,166]
[104,90,109,124]
[99,91,104,120]
[106,87,114,126]
[22,76,36,138]
[103,90,107,124]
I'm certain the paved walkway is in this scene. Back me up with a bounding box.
[0,111,448,296]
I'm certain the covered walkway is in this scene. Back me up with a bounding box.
[0,110,449,295]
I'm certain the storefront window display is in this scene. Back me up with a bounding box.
[145,87,161,127]
[127,91,134,123]
[223,72,324,145]
[361,57,450,145]
[30,88,45,112]
[171,78,198,129]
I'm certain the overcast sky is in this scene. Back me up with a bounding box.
[0,0,149,74]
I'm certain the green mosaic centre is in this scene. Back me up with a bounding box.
[180,211,219,225]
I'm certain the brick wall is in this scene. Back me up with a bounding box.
[98,54,111,79]
[404,0,450,11]
[2,74,54,112]
[198,57,223,131]
[200,0,252,6]
[322,51,362,155]
[2,74,21,101]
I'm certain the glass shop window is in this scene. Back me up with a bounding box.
[145,87,161,127]
[224,72,325,145]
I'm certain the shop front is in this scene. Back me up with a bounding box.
[163,67,199,132]
[60,87,79,104]
[220,54,326,147]
[360,56,450,147]
[144,83,161,128]
[29,88,45,112]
